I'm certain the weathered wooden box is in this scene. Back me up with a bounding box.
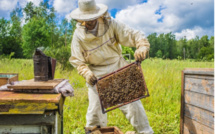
[180,68,214,134]
[0,73,18,86]
[85,126,124,134]
[0,91,65,134]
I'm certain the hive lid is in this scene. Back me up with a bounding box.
[7,79,64,90]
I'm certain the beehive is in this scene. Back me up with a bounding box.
[180,68,214,134]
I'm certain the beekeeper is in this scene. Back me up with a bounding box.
[69,0,154,134]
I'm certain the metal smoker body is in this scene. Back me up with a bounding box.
[33,49,56,81]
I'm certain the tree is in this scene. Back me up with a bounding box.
[164,33,177,59]
[156,50,163,58]
[199,35,209,47]
[197,35,214,60]
[8,8,23,58]
[147,33,158,57]
[177,37,189,59]
[0,18,10,55]
[23,2,36,22]
[48,7,57,47]
[187,36,200,59]
[22,17,51,58]
[209,36,214,49]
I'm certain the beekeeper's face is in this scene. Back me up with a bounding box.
[85,19,97,30]
[78,19,98,30]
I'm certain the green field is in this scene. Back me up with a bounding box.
[0,58,213,134]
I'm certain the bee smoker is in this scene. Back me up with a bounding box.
[33,49,56,81]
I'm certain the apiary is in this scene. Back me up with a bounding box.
[180,68,214,134]
[96,62,149,113]
[0,73,18,86]
[0,79,66,134]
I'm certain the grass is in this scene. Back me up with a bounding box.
[0,58,213,134]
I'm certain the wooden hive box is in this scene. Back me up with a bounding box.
[0,73,18,86]
[85,126,124,134]
[180,68,214,134]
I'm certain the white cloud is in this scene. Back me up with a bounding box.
[175,27,214,40]
[115,0,214,39]
[0,0,18,11]
[64,13,71,22]
[0,0,42,19]
[0,0,18,18]
[53,0,77,14]
[95,0,142,9]
[18,0,42,8]
[26,0,42,6]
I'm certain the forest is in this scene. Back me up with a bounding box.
[0,1,214,68]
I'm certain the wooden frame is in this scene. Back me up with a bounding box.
[96,62,149,113]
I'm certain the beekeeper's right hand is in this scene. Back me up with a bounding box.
[85,72,97,86]
[77,64,97,86]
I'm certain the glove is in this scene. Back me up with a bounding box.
[85,72,97,86]
[77,64,97,86]
[134,46,148,62]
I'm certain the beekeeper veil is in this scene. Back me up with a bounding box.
[70,0,111,37]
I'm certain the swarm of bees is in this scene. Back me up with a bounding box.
[96,63,148,109]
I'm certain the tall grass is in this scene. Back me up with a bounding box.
[0,58,213,134]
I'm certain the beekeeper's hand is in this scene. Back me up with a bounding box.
[85,72,97,86]
[77,64,97,86]
[134,46,148,61]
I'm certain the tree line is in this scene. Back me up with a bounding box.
[147,33,214,61]
[0,1,214,68]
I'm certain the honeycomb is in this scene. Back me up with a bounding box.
[96,62,149,110]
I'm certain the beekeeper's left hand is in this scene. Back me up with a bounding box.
[134,46,148,61]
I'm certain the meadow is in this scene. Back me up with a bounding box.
[0,58,213,134]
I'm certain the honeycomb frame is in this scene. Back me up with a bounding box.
[96,62,149,113]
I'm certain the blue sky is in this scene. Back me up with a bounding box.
[0,0,214,40]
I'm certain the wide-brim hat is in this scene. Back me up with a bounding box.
[70,0,108,21]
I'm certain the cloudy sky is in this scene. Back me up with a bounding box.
[0,0,214,40]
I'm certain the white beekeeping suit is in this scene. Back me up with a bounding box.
[69,0,154,134]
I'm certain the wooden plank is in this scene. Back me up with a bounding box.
[0,102,58,114]
[85,127,123,134]
[184,68,214,76]
[184,76,214,96]
[185,75,214,80]
[184,91,214,112]
[0,114,55,125]
[8,79,64,90]
[184,117,214,134]
[184,104,214,129]
[180,70,185,134]
[183,127,190,134]
[0,125,41,134]
[0,91,61,103]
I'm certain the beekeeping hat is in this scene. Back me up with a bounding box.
[70,0,108,21]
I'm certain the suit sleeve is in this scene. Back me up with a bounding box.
[69,32,93,78]
[112,19,150,50]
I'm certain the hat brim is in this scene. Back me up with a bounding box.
[70,4,108,21]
